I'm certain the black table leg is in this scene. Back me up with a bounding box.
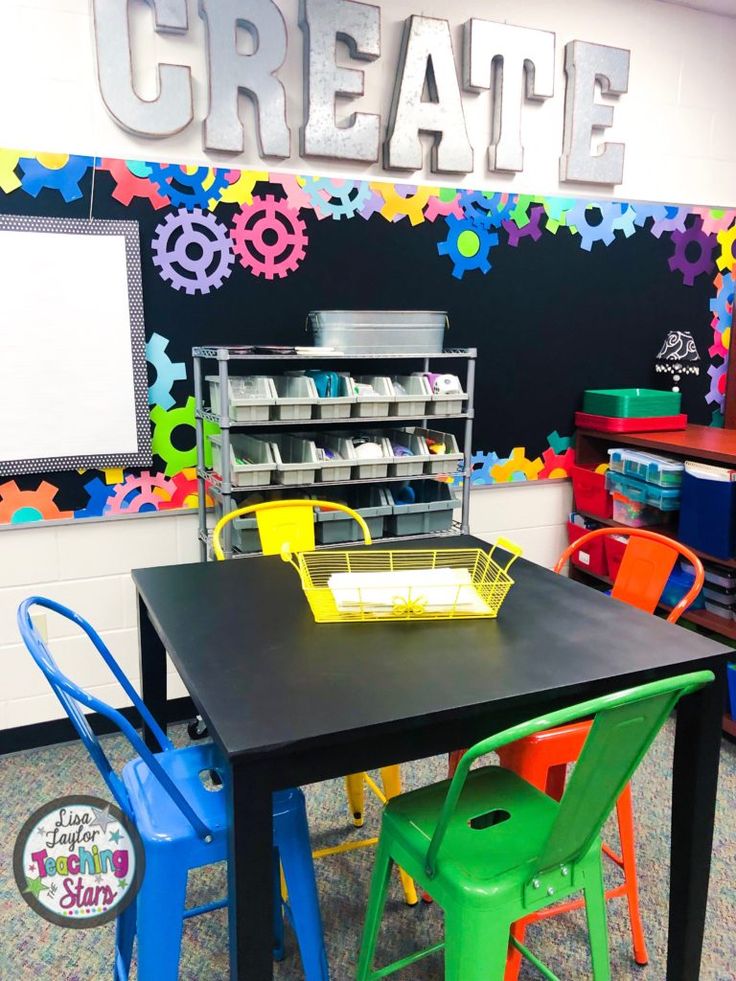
[137,593,167,750]
[667,667,724,980]
[228,759,273,980]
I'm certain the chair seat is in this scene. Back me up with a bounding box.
[384,765,563,902]
[122,742,228,847]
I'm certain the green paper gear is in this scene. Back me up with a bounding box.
[151,396,219,476]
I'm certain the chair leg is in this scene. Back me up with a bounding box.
[356,838,394,981]
[504,919,527,981]
[379,766,418,907]
[276,790,330,981]
[136,850,188,981]
[345,773,366,827]
[114,898,136,981]
[445,909,510,980]
[616,783,649,965]
[273,846,285,962]
[585,859,611,981]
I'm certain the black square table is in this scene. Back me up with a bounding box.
[133,534,730,981]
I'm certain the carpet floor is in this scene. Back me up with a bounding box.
[1,720,735,980]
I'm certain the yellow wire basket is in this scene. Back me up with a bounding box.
[285,539,523,624]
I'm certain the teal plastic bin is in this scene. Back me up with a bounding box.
[583,388,681,418]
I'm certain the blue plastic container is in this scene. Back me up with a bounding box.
[678,470,736,560]
[660,566,705,610]
[728,663,736,721]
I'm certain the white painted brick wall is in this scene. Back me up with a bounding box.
[0,485,572,731]
[0,512,199,730]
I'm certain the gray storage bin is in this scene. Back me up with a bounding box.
[405,427,463,475]
[207,375,275,422]
[386,481,458,536]
[312,373,357,420]
[271,375,319,421]
[266,434,321,485]
[352,376,395,418]
[315,487,392,545]
[415,372,466,416]
[306,433,356,483]
[389,374,432,416]
[366,429,428,477]
[210,434,275,488]
[309,310,448,354]
[341,432,391,478]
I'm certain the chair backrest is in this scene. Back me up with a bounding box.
[425,671,713,880]
[555,527,704,623]
[212,498,372,560]
[17,597,214,841]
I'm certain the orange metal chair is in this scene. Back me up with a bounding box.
[448,527,705,977]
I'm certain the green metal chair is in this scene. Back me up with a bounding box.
[356,670,713,981]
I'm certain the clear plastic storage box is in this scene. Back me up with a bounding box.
[607,448,683,487]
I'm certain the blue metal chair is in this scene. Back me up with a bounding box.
[17,597,329,981]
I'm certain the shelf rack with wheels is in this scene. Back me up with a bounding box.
[192,346,477,560]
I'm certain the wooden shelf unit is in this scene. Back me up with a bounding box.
[573,423,736,733]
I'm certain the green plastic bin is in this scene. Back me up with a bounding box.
[582,388,681,418]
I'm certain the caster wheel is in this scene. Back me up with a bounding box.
[188,717,209,740]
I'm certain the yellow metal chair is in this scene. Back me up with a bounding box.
[212,499,418,905]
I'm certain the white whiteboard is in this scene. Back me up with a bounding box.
[0,216,151,475]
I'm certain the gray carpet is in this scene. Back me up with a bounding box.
[1,720,735,979]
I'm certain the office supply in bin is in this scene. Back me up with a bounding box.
[285,541,522,623]
[582,388,682,418]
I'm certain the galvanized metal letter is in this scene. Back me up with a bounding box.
[560,40,630,185]
[385,15,473,174]
[91,0,193,138]
[299,0,381,163]
[463,19,554,173]
[198,0,290,157]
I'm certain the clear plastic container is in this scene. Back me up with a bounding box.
[207,375,276,422]
[605,471,680,510]
[607,448,683,487]
[611,492,671,528]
